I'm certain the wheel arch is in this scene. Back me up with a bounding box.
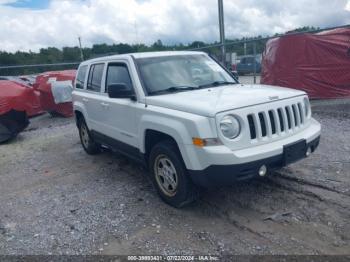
[74,110,84,127]
[73,101,89,127]
[144,130,179,159]
[142,127,193,170]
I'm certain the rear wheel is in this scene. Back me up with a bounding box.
[0,111,28,143]
[78,118,100,155]
[149,140,199,208]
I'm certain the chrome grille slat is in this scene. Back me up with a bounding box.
[258,112,267,137]
[277,108,285,132]
[247,102,306,140]
[262,111,272,137]
[298,103,304,124]
[287,105,295,129]
[292,104,300,127]
[268,110,276,135]
[281,107,289,132]
[271,109,280,135]
[252,113,262,139]
[247,115,256,139]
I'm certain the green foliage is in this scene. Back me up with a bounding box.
[0,26,321,75]
[288,26,320,33]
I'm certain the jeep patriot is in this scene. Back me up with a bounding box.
[73,51,321,207]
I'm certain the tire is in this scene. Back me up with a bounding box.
[0,122,15,143]
[149,140,199,208]
[78,118,101,155]
[0,111,28,143]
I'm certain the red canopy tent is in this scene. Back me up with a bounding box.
[261,28,350,99]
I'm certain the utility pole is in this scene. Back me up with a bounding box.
[218,0,225,66]
[78,36,84,61]
[253,42,257,84]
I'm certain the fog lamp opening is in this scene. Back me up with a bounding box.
[258,165,267,177]
[306,147,312,157]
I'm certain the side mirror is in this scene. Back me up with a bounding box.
[107,83,136,100]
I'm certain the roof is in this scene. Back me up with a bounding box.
[80,51,206,65]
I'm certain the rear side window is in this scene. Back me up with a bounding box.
[106,64,133,92]
[76,65,87,89]
[87,63,104,92]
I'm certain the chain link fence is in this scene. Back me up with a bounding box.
[0,24,349,98]
[0,62,80,78]
[189,39,264,85]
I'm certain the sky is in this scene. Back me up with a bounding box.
[0,0,349,53]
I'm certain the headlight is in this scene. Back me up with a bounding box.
[220,115,241,139]
[304,97,311,117]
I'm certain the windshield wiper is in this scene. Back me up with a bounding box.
[198,81,237,89]
[148,85,198,95]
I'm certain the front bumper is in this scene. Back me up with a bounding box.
[188,135,320,187]
[183,118,321,170]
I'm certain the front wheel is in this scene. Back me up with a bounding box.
[149,140,199,208]
[78,118,101,155]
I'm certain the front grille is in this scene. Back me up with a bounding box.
[247,102,305,140]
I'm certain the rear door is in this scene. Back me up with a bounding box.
[83,63,106,133]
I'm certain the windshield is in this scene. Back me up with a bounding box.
[136,54,238,95]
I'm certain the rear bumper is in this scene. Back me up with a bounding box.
[188,135,320,188]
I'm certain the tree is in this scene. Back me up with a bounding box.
[0,25,324,75]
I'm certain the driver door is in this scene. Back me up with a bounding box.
[98,61,139,149]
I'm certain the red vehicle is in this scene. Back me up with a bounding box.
[0,80,42,142]
[33,70,76,117]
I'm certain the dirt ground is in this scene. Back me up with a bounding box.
[0,101,349,256]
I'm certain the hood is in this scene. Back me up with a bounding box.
[145,84,306,117]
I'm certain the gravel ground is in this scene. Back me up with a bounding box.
[0,101,349,256]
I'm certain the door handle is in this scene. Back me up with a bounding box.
[82,98,89,102]
[101,102,109,107]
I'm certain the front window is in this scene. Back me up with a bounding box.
[136,54,237,95]
[106,64,133,93]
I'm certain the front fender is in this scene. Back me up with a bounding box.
[139,114,195,169]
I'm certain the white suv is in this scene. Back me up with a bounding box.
[72,51,321,207]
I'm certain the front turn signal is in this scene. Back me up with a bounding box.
[192,137,221,147]
[192,138,206,147]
